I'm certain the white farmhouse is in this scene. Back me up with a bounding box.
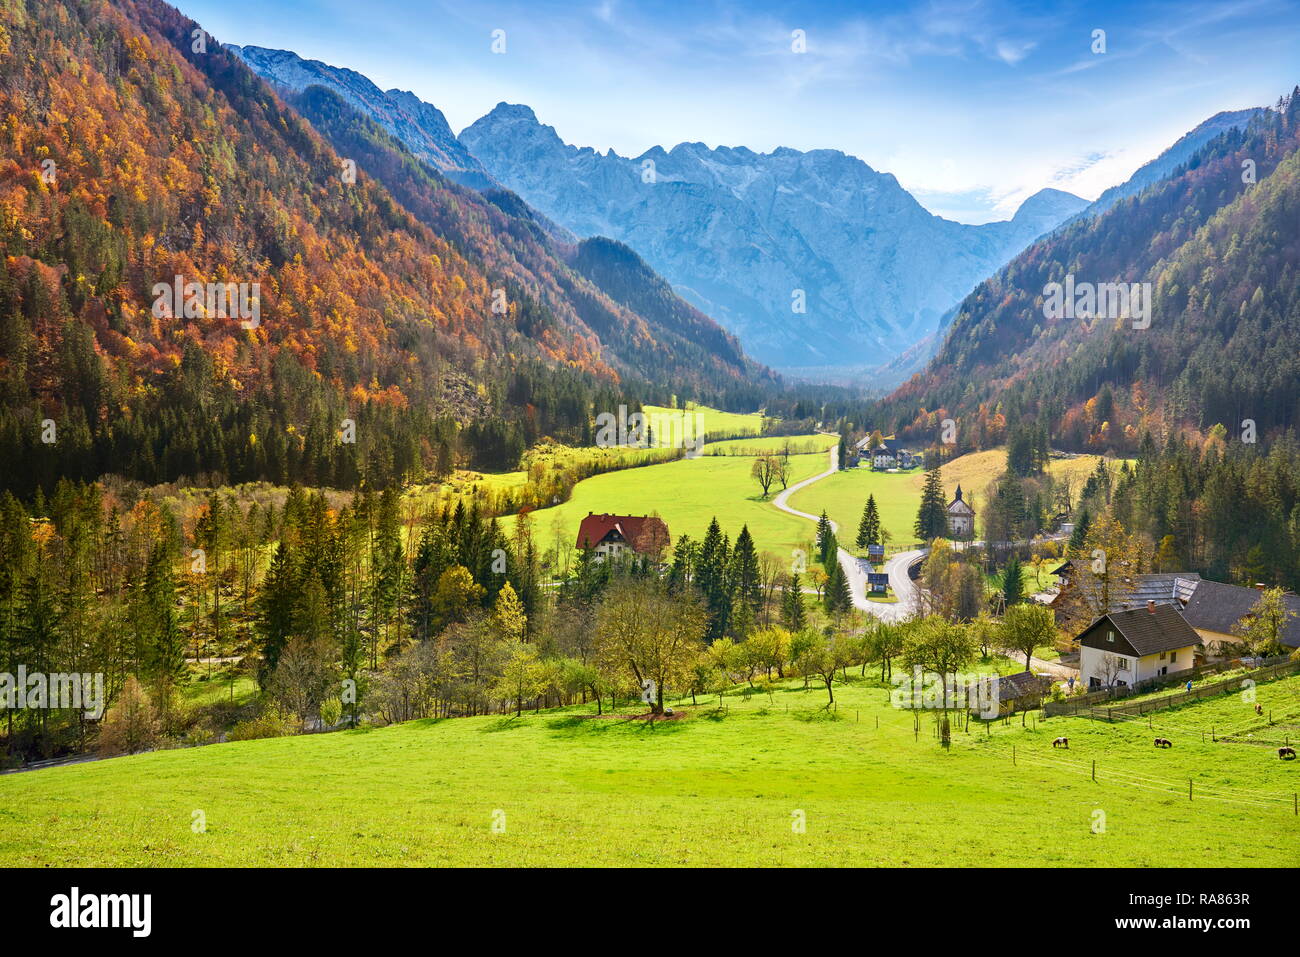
[1077,602,1201,691]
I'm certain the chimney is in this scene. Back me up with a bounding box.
[1147,600,1156,614]
[1255,583,1267,591]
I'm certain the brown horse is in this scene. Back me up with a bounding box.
[1279,746,1296,760]
[1153,737,1173,748]
[1052,737,1069,749]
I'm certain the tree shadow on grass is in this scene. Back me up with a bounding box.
[544,713,691,738]
[480,715,531,733]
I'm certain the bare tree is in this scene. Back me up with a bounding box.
[751,455,779,497]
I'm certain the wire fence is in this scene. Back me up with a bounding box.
[680,685,1300,818]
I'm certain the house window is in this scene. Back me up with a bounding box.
[1159,651,1166,661]
[1170,651,1177,663]
[1117,659,1129,671]
[1107,631,1114,643]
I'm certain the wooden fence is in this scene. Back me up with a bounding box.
[1044,656,1294,718]
[1077,658,1300,723]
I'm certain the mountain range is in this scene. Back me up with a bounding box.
[228,44,496,192]
[228,45,1090,377]
[460,108,1088,376]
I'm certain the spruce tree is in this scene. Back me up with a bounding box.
[1068,508,1091,554]
[824,561,852,614]
[782,573,807,631]
[729,526,762,635]
[697,518,732,641]
[856,495,881,549]
[914,465,948,542]
[815,510,832,559]
[1002,553,1025,607]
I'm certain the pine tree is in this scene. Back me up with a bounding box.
[815,510,832,558]
[697,518,732,641]
[257,542,298,684]
[915,465,948,542]
[856,495,881,549]
[729,526,762,636]
[782,573,807,631]
[824,561,852,615]
[1002,553,1025,608]
[1068,508,1091,554]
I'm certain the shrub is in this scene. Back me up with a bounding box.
[97,677,161,756]
[227,703,297,742]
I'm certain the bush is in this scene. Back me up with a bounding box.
[227,703,297,742]
[97,677,161,756]
[319,698,342,729]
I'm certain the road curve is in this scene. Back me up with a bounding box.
[771,444,924,622]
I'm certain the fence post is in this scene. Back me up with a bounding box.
[1189,779,1193,801]
[1013,745,1016,766]
[1091,760,1096,782]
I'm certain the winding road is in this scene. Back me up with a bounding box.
[772,444,925,622]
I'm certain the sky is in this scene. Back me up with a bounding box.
[179,0,1300,223]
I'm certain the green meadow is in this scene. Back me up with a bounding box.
[790,447,1116,555]
[502,438,832,558]
[2,671,1296,867]
[640,404,767,439]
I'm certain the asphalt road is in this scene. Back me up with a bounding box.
[771,444,925,622]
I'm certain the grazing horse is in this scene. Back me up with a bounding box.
[1255,704,1264,715]
[1279,746,1297,760]
[1052,737,1069,749]
[1154,737,1173,748]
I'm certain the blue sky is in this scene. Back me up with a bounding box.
[181,0,1300,223]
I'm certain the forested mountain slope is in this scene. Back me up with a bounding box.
[0,0,767,497]
[882,90,1300,455]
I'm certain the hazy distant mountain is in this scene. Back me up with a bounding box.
[460,103,1087,373]
[228,44,494,190]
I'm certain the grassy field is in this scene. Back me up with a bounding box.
[501,438,831,560]
[702,434,837,456]
[3,670,1296,867]
[641,404,767,439]
[791,448,1118,555]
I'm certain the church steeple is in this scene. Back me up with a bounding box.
[954,484,963,502]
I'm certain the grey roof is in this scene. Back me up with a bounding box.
[1065,571,1201,613]
[1081,604,1202,656]
[1180,580,1300,648]
[995,671,1053,701]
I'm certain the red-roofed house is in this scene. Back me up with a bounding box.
[575,513,670,561]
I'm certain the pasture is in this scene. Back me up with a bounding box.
[640,404,768,439]
[1,672,1296,867]
[500,438,832,559]
[790,447,1118,555]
